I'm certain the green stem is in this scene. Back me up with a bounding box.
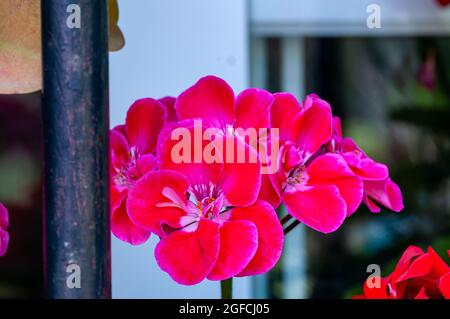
[283,220,300,235]
[221,278,233,299]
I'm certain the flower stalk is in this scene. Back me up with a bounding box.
[221,278,233,299]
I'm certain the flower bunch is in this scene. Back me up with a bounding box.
[355,246,450,299]
[0,202,9,257]
[110,76,403,285]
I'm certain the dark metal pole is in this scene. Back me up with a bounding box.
[41,0,111,298]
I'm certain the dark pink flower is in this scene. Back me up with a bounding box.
[127,123,283,285]
[110,98,167,245]
[174,76,280,208]
[330,117,404,213]
[0,202,9,257]
[270,93,363,233]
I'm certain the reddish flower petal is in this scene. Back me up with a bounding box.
[136,154,158,176]
[158,122,224,189]
[258,174,281,209]
[219,135,261,207]
[439,272,450,299]
[155,219,220,285]
[427,247,450,277]
[291,95,332,157]
[111,198,151,245]
[159,123,261,206]
[125,98,167,155]
[363,276,390,299]
[414,287,429,299]
[175,76,235,128]
[127,170,190,235]
[159,96,178,123]
[110,129,131,170]
[283,184,346,233]
[364,178,404,213]
[342,152,389,181]
[333,116,343,139]
[395,253,433,283]
[207,220,258,280]
[270,93,301,144]
[110,183,127,212]
[235,88,273,131]
[232,201,284,277]
[307,154,363,216]
[391,246,425,282]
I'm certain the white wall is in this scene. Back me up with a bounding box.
[109,0,250,298]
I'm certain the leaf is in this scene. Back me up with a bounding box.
[0,0,125,94]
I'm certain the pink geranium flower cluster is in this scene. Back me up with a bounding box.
[110,75,403,285]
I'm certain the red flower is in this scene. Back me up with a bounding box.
[330,117,404,213]
[110,98,167,245]
[437,0,450,7]
[269,93,363,233]
[0,202,9,257]
[127,123,284,285]
[355,246,450,299]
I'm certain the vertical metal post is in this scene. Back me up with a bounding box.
[41,0,111,298]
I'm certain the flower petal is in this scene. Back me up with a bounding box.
[391,245,425,282]
[395,253,433,283]
[291,95,332,157]
[127,170,190,236]
[0,202,8,230]
[125,98,167,155]
[159,96,177,123]
[414,287,429,299]
[439,272,450,299]
[270,93,301,144]
[175,76,235,128]
[0,203,9,257]
[235,88,273,131]
[364,178,404,213]
[258,174,281,209]
[427,246,450,277]
[111,197,151,245]
[136,154,158,176]
[207,220,258,280]
[158,122,224,189]
[110,129,131,170]
[283,184,346,233]
[155,219,220,285]
[307,154,363,216]
[0,228,9,257]
[219,135,261,207]
[232,201,284,277]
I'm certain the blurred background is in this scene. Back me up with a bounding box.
[0,0,449,298]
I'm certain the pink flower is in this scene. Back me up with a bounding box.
[270,93,363,233]
[0,202,9,257]
[110,98,167,245]
[127,123,284,285]
[329,117,404,213]
[174,75,280,208]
